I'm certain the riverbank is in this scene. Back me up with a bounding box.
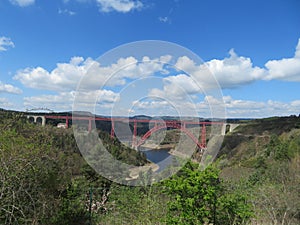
[169,149,191,159]
[140,143,175,150]
[127,161,160,180]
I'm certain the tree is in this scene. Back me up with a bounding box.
[163,162,253,225]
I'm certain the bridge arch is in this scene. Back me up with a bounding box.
[136,122,206,149]
[26,115,46,126]
[36,117,43,124]
[28,116,35,123]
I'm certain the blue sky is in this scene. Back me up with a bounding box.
[0,0,300,118]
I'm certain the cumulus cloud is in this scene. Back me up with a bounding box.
[132,99,169,110]
[13,40,300,116]
[175,50,266,90]
[0,37,15,51]
[146,50,266,106]
[148,74,202,102]
[0,98,13,108]
[9,0,35,7]
[199,95,300,118]
[131,98,198,116]
[265,39,300,81]
[152,41,300,106]
[14,55,171,92]
[96,0,143,13]
[131,94,300,118]
[222,95,265,109]
[0,82,22,94]
[14,57,90,91]
[24,89,119,111]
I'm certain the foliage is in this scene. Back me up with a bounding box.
[49,179,90,225]
[234,116,300,136]
[164,162,253,225]
[219,118,300,224]
[98,184,168,224]
[0,112,144,224]
[98,130,147,166]
[1,110,299,224]
[248,158,300,225]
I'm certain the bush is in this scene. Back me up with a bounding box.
[164,162,253,225]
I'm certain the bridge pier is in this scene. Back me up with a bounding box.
[201,124,206,148]
[229,124,240,132]
[65,116,69,128]
[88,119,92,132]
[132,119,137,148]
[111,119,115,138]
[221,123,240,135]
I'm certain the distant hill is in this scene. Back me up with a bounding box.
[232,116,300,135]
[218,115,300,167]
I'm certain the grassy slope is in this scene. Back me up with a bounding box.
[219,116,300,165]
[218,116,300,224]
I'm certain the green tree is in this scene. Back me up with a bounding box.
[50,179,90,225]
[164,162,253,225]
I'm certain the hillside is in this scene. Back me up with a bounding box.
[217,116,300,225]
[0,110,148,224]
[218,116,300,165]
[0,110,299,224]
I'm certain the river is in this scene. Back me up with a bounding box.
[140,148,174,172]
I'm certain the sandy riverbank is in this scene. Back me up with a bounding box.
[169,148,192,159]
[140,143,175,150]
[126,162,160,180]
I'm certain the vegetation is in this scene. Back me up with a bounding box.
[164,162,253,225]
[0,110,299,224]
[219,116,300,224]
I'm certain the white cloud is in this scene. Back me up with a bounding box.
[15,54,173,113]
[14,55,171,92]
[206,49,266,88]
[0,98,13,108]
[58,8,76,16]
[132,94,300,118]
[132,99,169,110]
[9,0,35,7]
[148,74,202,102]
[222,95,265,109]
[131,99,195,116]
[158,16,170,23]
[12,41,300,117]
[198,95,300,118]
[147,50,267,105]
[0,82,22,94]
[14,57,90,91]
[175,50,266,90]
[291,100,300,107]
[0,37,15,51]
[19,79,300,118]
[265,39,300,82]
[96,0,143,13]
[62,0,144,13]
[24,89,119,111]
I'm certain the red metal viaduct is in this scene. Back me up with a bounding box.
[26,115,239,149]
